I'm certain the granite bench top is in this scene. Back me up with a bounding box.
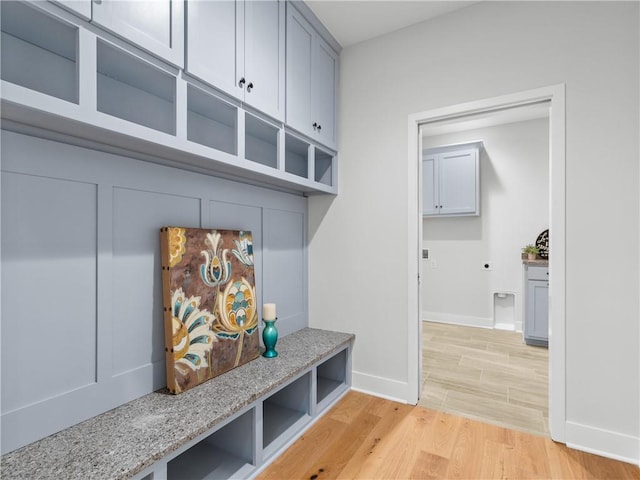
[1,328,354,480]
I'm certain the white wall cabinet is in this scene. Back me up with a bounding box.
[91,0,183,67]
[423,143,480,216]
[286,5,337,149]
[524,264,549,347]
[186,0,285,121]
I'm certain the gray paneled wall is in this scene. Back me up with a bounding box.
[0,129,308,454]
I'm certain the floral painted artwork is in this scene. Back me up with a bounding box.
[160,227,258,394]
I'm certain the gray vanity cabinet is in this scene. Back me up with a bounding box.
[524,264,549,347]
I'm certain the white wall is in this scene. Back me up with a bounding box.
[422,118,549,330]
[308,1,639,463]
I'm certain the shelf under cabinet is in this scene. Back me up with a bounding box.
[97,39,176,135]
[263,372,311,457]
[245,113,278,169]
[314,149,333,186]
[167,409,255,480]
[1,2,78,104]
[316,348,347,405]
[284,133,309,179]
[187,84,237,155]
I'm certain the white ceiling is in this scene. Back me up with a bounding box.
[305,1,478,48]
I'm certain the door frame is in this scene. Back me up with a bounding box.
[406,84,566,442]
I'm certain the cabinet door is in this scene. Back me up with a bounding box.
[439,148,478,215]
[526,279,549,341]
[244,0,284,121]
[185,0,243,100]
[286,7,313,138]
[92,0,183,66]
[312,36,337,148]
[422,154,439,216]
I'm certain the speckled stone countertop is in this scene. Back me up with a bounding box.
[522,258,549,266]
[1,328,354,480]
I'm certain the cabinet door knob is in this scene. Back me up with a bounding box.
[239,77,246,88]
[247,82,254,92]
[312,122,318,130]
[317,124,322,132]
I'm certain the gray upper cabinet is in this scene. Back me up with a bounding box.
[91,0,184,67]
[423,144,480,217]
[186,0,285,122]
[286,5,337,150]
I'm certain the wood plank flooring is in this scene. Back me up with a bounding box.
[421,321,549,436]
[258,391,640,480]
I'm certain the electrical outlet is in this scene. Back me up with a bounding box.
[482,262,492,271]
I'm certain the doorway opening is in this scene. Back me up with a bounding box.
[406,85,566,443]
[419,104,550,435]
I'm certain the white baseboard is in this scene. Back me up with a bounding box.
[566,421,639,466]
[423,311,493,329]
[351,371,409,404]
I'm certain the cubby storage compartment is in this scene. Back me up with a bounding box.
[97,40,176,135]
[1,2,78,103]
[285,134,310,179]
[245,113,278,169]
[167,409,255,480]
[187,84,237,155]
[317,348,347,405]
[314,149,334,186]
[263,372,311,456]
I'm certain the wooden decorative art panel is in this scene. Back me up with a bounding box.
[160,227,259,394]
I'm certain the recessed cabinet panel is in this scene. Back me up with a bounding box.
[92,0,183,66]
[187,85,237,155]
[245,113,278,168]
[423,144,480,217]
[1,2,78,103]
[186,0,284,121]
[186,0,241,101]
[97,40,176,134]
[524,266,549,347]
[285,5,337,149]
[312,38,337,147]
[285,134,310,178]
[285,8,313,132]
[243,0,284,120]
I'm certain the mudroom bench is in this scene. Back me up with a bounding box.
[1,328,354,480]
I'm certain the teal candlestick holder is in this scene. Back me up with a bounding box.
[262,317,278,358]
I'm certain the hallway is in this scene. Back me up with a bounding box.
[420,321,548,436]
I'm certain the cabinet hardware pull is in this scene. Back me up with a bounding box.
[317,124,322,132]
[312,122,318,130]
[247,82,254,92]
[239,77,246,88]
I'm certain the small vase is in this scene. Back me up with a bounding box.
[527,253,537,260]
[262,318,278,358]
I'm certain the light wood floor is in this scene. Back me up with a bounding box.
[258,391,640,480]
[420,321,549,436]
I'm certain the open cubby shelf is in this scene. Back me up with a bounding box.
[0,1,337,195]
[1,2,78,104]
[1,329,353,480]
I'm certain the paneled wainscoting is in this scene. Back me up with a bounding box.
[421,321,549,436]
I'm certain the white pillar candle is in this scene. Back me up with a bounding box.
[263,303,276,320]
